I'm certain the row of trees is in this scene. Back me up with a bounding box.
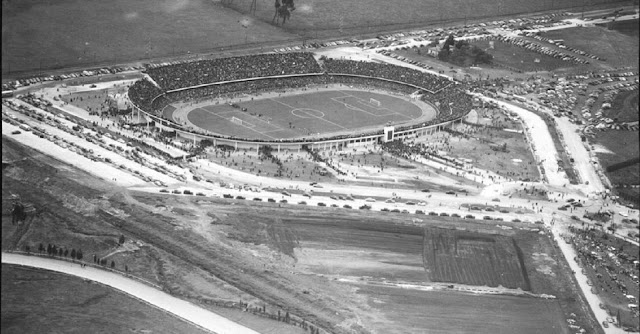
[35,243,84,260]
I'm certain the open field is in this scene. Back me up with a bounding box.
[541,22,640,69]
[183,89,429,140]
[227,0,623,36]
[597,18,640,37]
[2,0,630,76]
[2,135,604,334]
[1,0,297,75]
[423,227,529,290]
[354,285,568,334]
[606,89,639,123]
[472,39,577,73]
[592,130,640,207]
[1,264,209,334]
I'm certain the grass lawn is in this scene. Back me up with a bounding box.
[541,23,639,69]
[592,130,640,207]
[185,89,427,140]
[472,39,577,73]
[1,0,296,75]
[227,0,621,35]
[606,90,639,123]
[1,264,210,334]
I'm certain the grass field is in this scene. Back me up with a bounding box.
[592,130,640,207]
[2,0,628,75]
[1,264,209,334]
[184,89,430,140]
[1,0,296,75]
[606,89,639,123]
[227,0,623,35]
[541,22,640,69]
[473,39,578,73]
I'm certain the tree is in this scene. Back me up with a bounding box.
[110,260,115,268]
[443,34,455,49]
[118,234,125,245]
[64,249,69,257]
[77,249,83,261]
[438,48,451,61]
[71,249,76,259]
[125,265,128,272]
[25,245,31,253]
[38,243,44,253]
[47,244,52,255]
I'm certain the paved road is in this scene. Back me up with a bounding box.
[1,252,261,334]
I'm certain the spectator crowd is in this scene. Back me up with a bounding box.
[127,53,475,144]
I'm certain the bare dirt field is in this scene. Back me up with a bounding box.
[423,227,529,289]
[353,285,568,334]
[2,136,603,333]
[1,264,210,334]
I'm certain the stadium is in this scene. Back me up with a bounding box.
[127,52,474,151]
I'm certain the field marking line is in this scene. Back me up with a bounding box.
[227,110,283,134]
[340,91,390,111]
[333,93,399,117]
[269,98,346,130]
[192,108,277,140]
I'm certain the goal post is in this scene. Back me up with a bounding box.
[369,98,381,107]
[230,116,243,125]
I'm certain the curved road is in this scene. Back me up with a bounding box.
[1,252,261,334]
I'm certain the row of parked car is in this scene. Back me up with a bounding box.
[157,186,526,222]
[2,66,140,91]
[3,98,177,186]
[272,40,354,53]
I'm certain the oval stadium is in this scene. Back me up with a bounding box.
[128,53,473,151]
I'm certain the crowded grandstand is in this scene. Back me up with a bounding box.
[128,52,474,142]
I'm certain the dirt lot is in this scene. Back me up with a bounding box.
[2,136,603,334]
[423,227,529,290]
[445,108,541,182]
[1,264,210,334]
[353,285,568,334]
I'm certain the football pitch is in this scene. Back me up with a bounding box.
[182,90,435,140]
